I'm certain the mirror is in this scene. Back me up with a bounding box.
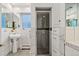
[66,3,78,27]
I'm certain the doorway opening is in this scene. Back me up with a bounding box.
[36,8,52,56]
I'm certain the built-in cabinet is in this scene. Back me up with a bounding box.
[53,25,65,56]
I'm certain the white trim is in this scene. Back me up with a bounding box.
[36,11,51,13]
[35,8,52,56]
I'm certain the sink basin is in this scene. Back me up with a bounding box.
[9,32,21,39]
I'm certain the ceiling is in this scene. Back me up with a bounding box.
[65,3,77,10]
[10,3,31,8]
[0,3,31,19]
[10,3,31,13]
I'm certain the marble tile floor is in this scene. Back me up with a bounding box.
[8,50,31,56]
[7,50,50,56]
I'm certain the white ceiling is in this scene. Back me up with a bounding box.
[0,3,31,12]
[0,3,31,19]
[65,3,77,10]
[10,3,31,8]
[10,3,31,13]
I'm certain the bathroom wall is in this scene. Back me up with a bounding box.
[0,4,12,56]
[14,4,33,56]
[0,38,11,56]
[0,7,1,41]
[0,8,1,43]
[0,4,11,43]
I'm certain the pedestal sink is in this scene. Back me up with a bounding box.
[9,32,21,53]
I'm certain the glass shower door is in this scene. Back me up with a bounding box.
[37,12,49,55]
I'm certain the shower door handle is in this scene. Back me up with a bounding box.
[37,28,49,30]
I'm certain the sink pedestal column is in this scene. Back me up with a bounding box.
[13,38,18,53]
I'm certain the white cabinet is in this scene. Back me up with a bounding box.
[53,25,65,56]
[66,27,74,42]
[0,32,9,44]
[75,27,79,42]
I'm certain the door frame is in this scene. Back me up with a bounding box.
[31,3,53,56]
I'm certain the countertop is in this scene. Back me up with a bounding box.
[65,41,79,51]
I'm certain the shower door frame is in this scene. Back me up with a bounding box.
[36,9,52,56]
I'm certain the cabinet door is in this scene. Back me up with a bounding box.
[66,27,74,42]
[59,28,65,55]
[53,27,60,55]
[75,27,79,42]
[53,26,65,56]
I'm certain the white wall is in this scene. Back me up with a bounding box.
[0,8,1,28]
[0,38,11,56]
[0,18,10,56]
[0,4,12,56]
[0,8,1,42]
[17,4,32,55]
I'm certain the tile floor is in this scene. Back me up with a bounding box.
[8,50,31,56]
[8,50,50,56]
